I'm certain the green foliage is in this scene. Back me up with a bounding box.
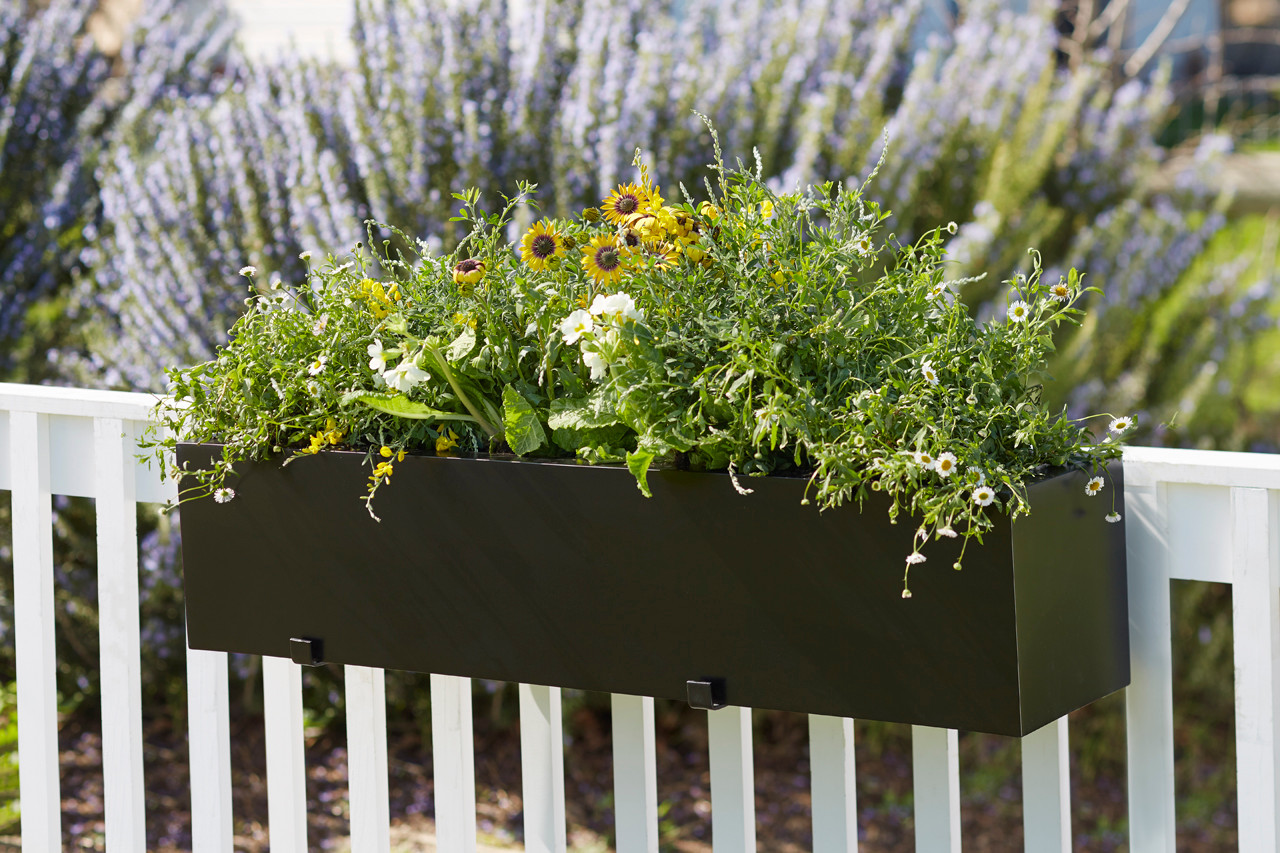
[0,682,17,834]
[150,140,1127,592]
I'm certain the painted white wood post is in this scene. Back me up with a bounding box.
[94,417,147,852]
[708,706,755,853]
[808,714,858,853]
[431,673,478,853]
[1231,487,1280,849]
[10,410,61,851]
[611,694,659,853]
[1124,475,1176,852]
[911,726,959,852]
[263,656,308,853]
[1021,717,1071,852]
[519,683,567,853]
[186,646,234,853]
[345,665,391,853]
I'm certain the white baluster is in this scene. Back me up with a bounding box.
[264,656,308,853]
[809,714,858,853]
[611,694,658,853]
[1124,475,1175,852]
[187,645,233,853]
[1021,717,1070,852]
[11,410,61,850]
[1231,487,1280,849]
[708,706,755,853]
[345,665,390,853]
[519,683,566,853]
[94,417,146,852]
[911,726,959,852]
[432,674,477,853]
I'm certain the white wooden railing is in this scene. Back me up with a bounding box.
[1,381,1278,852]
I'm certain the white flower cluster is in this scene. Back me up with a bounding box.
[558,292,643,381]
[367,339,430,393]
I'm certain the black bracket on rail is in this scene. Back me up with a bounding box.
[686,677,727,710]
[289,637,324,666]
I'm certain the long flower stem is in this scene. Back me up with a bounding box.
[428,345,500,438]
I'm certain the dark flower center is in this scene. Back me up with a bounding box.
[617,195,640,215]
[456,259,481,272]
[595,247,621,271]
[532,234,558,258]
[622,231,641,248]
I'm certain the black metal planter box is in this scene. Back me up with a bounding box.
[176,443,1128,737]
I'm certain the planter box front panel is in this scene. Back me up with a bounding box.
[177,444,1127,737]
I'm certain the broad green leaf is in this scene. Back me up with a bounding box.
[446,327,477,362]
[548,396,620,430]
[502,385,546,455]
[626,449,656,498]
[350,393,475,422]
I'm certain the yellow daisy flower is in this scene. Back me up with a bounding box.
[601,183,649,225]
[581,234,630,285]
[519,221,568,271]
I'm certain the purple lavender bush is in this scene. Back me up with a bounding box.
[0,0,237,376]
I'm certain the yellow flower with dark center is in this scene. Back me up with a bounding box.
[601,183,649,226]
[619,228,645,251]
[520,221,567,271]
[452,258,486,295]
[582,234,630,285]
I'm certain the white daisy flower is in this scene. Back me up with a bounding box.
[299,251,312,261]
[901,589,913,599]
[852,233,875,256]
[937,527,958,538]
[935,452,958,477]
[921,360,939,385]
[1049,282,1072,302]
[559,309,594,344]
[239,265,257,277]
[1007,300,1031,322]
[213,487,235,504]
[312,314,329,336]
[1106,512,1122,523]
[308,355,327,376]
[1109,416,1134,433]
[913,450,936,469]
[1085,476,1105,496]
[972,486,996,506]
[905,552,927,564]
[928,282,947,299]
[367,340,388,372]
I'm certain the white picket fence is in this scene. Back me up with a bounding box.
[1,380,1278,851]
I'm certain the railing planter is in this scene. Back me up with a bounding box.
[177,442,1129,737]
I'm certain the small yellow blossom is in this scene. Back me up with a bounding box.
[699,202,720,221]
[436,428,460,454]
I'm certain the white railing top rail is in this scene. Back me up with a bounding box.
[0,381,163,422]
